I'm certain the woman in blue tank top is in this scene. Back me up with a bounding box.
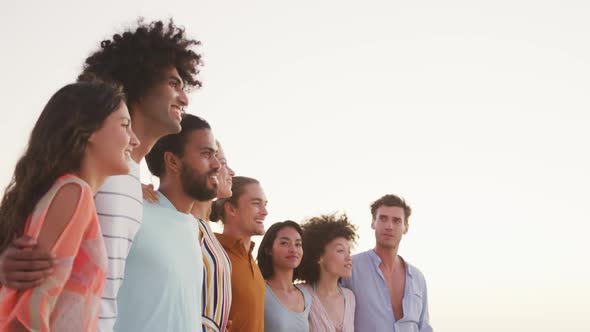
[257,220,311,332]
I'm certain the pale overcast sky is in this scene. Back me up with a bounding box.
[1,1,589,331]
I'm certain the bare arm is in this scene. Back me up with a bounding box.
[7,182,88,330]
[36,183,82,252]
[0,236,55,290]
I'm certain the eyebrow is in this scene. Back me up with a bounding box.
[380,215,403,221]
[169,76,184,89]
[279,236,302,241]
[199,146,217,153]
[250,198,268,204]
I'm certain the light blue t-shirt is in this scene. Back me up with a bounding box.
[114,192,203,332]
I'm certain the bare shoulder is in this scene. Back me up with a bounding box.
[37,182,85,251]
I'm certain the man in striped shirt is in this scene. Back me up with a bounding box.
[0,19,203,332]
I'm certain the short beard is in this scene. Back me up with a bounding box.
[180,164,218,202]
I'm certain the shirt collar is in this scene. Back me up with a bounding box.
[215,233,256,256]
[368,249,415,279]
[156,191,176,211]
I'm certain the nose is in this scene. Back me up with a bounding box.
[129,127,140,149]
[260,204,268,217]
[227,165,236,177]
[178,88,189,107]
[211,154,221,170]
[385,220,394,230]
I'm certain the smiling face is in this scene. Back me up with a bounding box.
[178,128,221,201]
[270,226,303,271]
[319,237,353,279]
[215,142,235,199]
[229,183,268,237]
[87,101,140,176]
[134,66,189,137]
[371,205,408,250]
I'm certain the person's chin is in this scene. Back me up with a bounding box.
[379,237,397,246]
[112,161,130,176]
[173,123,182,134]
[165,119,182,135]
[216,189,231,199]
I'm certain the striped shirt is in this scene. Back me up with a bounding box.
[199,220,232,332]
[95,160,143,332]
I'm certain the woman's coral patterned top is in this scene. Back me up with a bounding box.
[0,174,107,332]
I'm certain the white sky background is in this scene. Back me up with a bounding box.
[1,0,589,330]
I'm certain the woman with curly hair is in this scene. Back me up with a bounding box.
[300,213,358,332]
[0,81,139,331]
[257,220,311,332]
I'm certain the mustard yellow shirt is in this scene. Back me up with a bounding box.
[215,233,265,332]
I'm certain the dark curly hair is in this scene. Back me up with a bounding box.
[370,194,412,223]
[0,81,125,252]
[257,220,304,281]
[299,213,358,284]
[78,18,202,107]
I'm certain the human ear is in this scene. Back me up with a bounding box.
[164,152,181,174]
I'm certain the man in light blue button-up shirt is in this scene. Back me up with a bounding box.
[342,194,433,332]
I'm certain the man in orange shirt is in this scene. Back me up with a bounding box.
[210,176,267,332]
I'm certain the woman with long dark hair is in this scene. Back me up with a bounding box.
[299,213,358,332]
[257,220,311,332]
[0,81,139,331]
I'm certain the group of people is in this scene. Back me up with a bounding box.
[0,18,432,332]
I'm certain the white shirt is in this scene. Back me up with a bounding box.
[95,160,143,332]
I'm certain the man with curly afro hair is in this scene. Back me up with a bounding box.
[341,194,433,332]
[0,18,204,332]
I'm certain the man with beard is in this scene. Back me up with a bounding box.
[114,115,220,332]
